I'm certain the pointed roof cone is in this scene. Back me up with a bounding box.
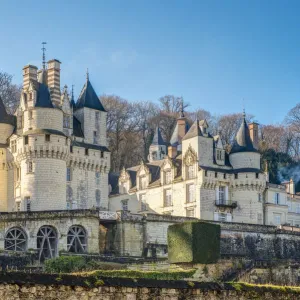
[35,83,53,108]
[76,77,106,112]
[0,96,15,125]
[230,112,257,154]
[151,127,166,146]
[182,119,202,141]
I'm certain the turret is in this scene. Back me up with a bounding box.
[149,127,167,162]
[229,112,260,170]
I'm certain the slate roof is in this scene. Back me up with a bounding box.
[0,96,15,126]
[35,82,53,108]
[71,140,109,152]
[73,116,84,138]
[151,127,167,146]
[230,116,257,154]
[182,120,202,141]
[76,79,106,112]
[23,129,66,137]
[170,122,190,147]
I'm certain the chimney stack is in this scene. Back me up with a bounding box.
[47,59,61,106]
[288,178,295,195]
[249,122,259,149]
[22,65,38,90]
[168,145,177,159]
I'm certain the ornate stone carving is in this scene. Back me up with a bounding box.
[183,145,197,166]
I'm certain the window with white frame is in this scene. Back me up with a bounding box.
[11,140,17,153]
[63,115,70,128]
[186,208,195,217]
[140,176,147,189]
[140,194,147,211]
[66,168,72,182]
[164,189,172,207]
[214,212,232,222]
[187,184,195,203]
[165,170,172,184]
[219,186,225,203]
[187,165,194,179]
[216,149,222,160]
[287,201,292,212]
[121,200,128,211]
[273,213,281,225]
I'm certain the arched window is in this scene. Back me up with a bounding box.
[5,227,27,252]
[67,225,87,253]
[37,226,57,262]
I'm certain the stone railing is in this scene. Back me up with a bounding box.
[99,211,118,220]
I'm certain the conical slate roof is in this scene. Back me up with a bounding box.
[182,119,202,141]
[230,115,257,154]
[76,79,106,112]
[35,83,53,108]
[151,127,166,146]
[0,96,15,125]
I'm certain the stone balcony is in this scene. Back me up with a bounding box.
[215,200,237,208]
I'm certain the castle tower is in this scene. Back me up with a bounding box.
[0,96,15,211]
[16,64,68,211]
[149,127,167,162]
[74,73,107,146]
[229,112,260,169]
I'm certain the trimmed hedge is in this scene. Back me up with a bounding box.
[168,221,220,264]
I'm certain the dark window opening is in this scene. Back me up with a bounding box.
[24,136,29,145]
[45,134,50,142]
[215,172,218,178]
[101,151,104,158]
[235,173,238,179]
[85,148,89,156]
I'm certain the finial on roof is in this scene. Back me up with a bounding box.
[86,68,89,81]
[243,108,246,119]
[180,98,184,118]
[71,84,74,99]
[41,42,47,70]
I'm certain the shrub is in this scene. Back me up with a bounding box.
[44,256,86,273]
[168,221,220,264]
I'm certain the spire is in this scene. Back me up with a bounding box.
[41,42,47,70]
[179,98,184,118]
[70,84,76,108]
[230,111,257,154]
[86,68,89,81]
[76,74,106,112]
[151,127,166,146]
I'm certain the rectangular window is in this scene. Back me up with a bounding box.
[93,131,97,144]
[234,173,238,179]
[24,136,29,145]
[257,213,263,224]
[215,172,218,178]
[274,193,280,205]
[187,165,194,179]
[187,184,195,203]
[101,151,104,158]
[95,171,100,185]
[165,170,172,184]
[27,161,33,173]
[25,197,31,211]
[223,173,226,179]
[164,189,172,207]
[28,110,33,120]
[45,134,50,142]
[95,112,100,127]
[140,176,147,189]
[186,208,195,217]
[16,167,21,181]
[216,150,222,160]
[256,173,259,179]
[63,116,69,128]
[287,201,292,212]
[85,148,89,156]
[273,213,281,225]
[204,170,208,177]
[219,186,225,203]
[96,189,101,207]
[258,193,262,202]
[11,140,17,153]
[66,168,72,181]
[70,146,73,153]
[140,194,147,211]
[122,200,128,211]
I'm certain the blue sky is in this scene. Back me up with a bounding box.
[1,0,300,124]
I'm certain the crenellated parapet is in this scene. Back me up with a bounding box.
[68,156,109,173]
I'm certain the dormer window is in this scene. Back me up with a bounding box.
[203,127,207,134]
[187,165,195,179]
[165,170,172,184]
[140,176,147,189]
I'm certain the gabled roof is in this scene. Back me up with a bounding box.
[0,96,15,126]
[151,127,167,146]
[182,120,202,141]
[230,115,257,154]
[76,79,106,112]
[35,82,53,108]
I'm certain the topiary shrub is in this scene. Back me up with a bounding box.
[168,221,220,264]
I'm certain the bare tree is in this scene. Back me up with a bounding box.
[0,72,21,114]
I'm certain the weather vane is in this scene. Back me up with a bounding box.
[42,42,47,70]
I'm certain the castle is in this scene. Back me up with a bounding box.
[0,55,300,260]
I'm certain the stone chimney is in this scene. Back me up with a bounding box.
[249,122,259,149]
[47,59,61,106]
[177,118,187,145]
[288,178,295,195]
[168,145,177,159]
[22,65,38,90]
